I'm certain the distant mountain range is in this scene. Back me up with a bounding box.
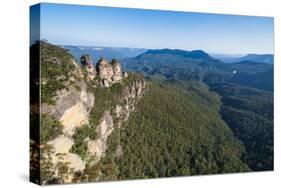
[53,43,273,176]
[122,49,273,92]
[62,45,147,63]
[213,53,274,64]
[137,49,215,61]
[64,45,273,65]
[236,54,273,64]
[61,46,273,92]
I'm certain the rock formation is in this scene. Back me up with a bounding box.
[87,78,146,166]
[41,59,95,183]
[39,42,146,184]
[80,54,97,80]
[112,58,123,82]
[80,55,126,88]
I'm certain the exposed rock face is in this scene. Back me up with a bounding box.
[41,64,95,182]
[42,81,95,136]
[117,78,146,123]
[97,58,114,86]
[112,59,123,82]
[87,78,146,166]
[80,55,126,87]
[40,46,146,184]
[47,135,86,179]
[80,54,97,80]
[87,111,114,165]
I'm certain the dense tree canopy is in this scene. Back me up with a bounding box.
[212,83,273,171]
[91,81,250,180]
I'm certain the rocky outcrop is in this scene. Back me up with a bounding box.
[96,57,124,87]
[40,44,146,184]
[80,54,97,80]
[87,78,146,166]
[41,61,95,182]
[42,81,95,136]
[80,55,126,88]
[112,59,123,82]
[117,78,146,123]
[87,111,114,165]
[47,135,85,182]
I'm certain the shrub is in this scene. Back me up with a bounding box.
[70,125,97,160]
[40,114,63,143]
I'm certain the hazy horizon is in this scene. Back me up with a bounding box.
[34,3,274,55]
[58,43,273,57]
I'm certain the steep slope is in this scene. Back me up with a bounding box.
[115,81,249,179]
[231,67,273,92]
[211,83,273,171]
[35,41,146,184]
[31,42,273,184]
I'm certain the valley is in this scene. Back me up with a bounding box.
[31,41,273,184]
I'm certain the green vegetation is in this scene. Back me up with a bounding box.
[88,72,143,126]
[70,125,97,160]
[41,79,65,104]
[98,128,121,181]
[40,41,77,104]
[231,67,273,92]
[74,80,256,181]
[40,114,63,143]
[80,126,122,182]
[212,83,273,171]
[163,79,222,111]
[40,144,56,184]
[70,72,143,164]
[35,41,273,183]
[122,72,143,86]
[70,72,144,181]
[109,81,249,179]
[124,48,273,173]
[124,49,273,91]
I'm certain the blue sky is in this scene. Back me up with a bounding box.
[37,3,273,54]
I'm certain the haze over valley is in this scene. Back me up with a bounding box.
[30,3,274,185]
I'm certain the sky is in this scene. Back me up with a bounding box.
[35,3,274,55]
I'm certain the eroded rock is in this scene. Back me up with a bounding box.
[40,49,146,183]
[80,54,97,80]
[87,78,146,165]
[47,134,85,180]
[87,111,114,165]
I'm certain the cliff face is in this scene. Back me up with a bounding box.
[80,55,125,88]
[87,78,146,166]
[42,80,95,136]
[39,42,146,184]
[80,55,97,80]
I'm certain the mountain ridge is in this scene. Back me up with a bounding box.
[63,45,147,63]
[136,48,216,61]
[32,41,273,184]
[236,53,273,64]
[213,53,274,64]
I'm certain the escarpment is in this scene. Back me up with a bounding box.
[80,54,127,87]
[39,41,146,184]
[87,77,146,166]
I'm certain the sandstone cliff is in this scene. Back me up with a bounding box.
[87,78,146,165]
[39,42,146,184]
[80,55,126,88]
